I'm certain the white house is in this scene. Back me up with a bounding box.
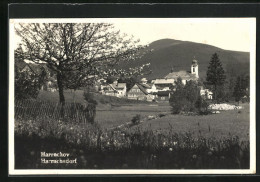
[146,84,157,93]
[153,79,175,91]
[101,80,127,98]
[127,83,155,101]
[200,88,213,100]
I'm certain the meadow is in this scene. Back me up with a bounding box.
[14,90,250,169]
[131,103,249,141]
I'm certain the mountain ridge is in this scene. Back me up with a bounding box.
[121,39,249,80]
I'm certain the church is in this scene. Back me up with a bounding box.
[164,59,199,85]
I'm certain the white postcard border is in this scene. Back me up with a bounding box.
[8,18,256,175]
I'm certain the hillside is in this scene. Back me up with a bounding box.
[120,39,250,80]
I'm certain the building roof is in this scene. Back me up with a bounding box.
[192,59,198,66]
[16,60,27,70]
[136,84,149,95]
[107,83,126,92]
[154,79,175,85]
[17,62,51,76]
[165,71,197,80]
[139,83,151,89]
[141,78,148,82]
[114,83,126,89]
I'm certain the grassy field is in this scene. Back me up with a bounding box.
[37,90,249,140]
[15,91,250,169]
[37,90,86,104]
[131,103,249,141]
[96,103,171,129]
[97,103,249,141]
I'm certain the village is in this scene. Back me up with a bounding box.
[98,59,212,102]
[19,58,212,102]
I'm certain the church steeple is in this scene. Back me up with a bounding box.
[191,57,199,78]
[170,66,174,73]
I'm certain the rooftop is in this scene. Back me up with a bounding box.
[139,83,151,89]
[130,84,149,95]
[165,71,197,80]
[109,83,126,91]
[154,79,175,84]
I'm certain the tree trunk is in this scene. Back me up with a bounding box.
[57,71,65,105]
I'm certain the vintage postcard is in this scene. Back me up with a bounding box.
[9,18,256,175]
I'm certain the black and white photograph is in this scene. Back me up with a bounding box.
[8,18,256,175]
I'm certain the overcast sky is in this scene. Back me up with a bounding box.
[13,18,255,52]
[112,18,254,52]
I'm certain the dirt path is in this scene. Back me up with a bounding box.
[107,112,168,131]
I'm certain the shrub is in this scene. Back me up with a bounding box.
[83,92,98,105]
[131,114,141,125]
[83,92,98,124]
[195,96,210,115]
[15,67,46,100]
[158,113,166,118]
[169,78,200,114]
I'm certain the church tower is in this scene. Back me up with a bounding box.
[191,58,199,78]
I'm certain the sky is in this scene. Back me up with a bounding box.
[112,18,254,52]
[12,18,255,52]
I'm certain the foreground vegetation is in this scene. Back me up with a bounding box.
[14,95,250,169]
[15,114,249,169]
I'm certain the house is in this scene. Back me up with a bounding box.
[154,59,213,100]
[101,80,127,98]
[16,61,58,92]
[164,59,199,84]
[200,88,213,100]
[127,83,155,101]
[140,78,148,84]
[146,84,157,94]
[153,78,175,91]
[139,78,156,94]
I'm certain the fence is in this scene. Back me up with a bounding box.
[15,100,91,123]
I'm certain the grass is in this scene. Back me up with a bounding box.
[37,90,171,129]
[38,90,150,106]
[37,90,85,103]
[96,103,171,129]
[37,90,249,140]
[15,117,249,169]
[131,103,249,141]
[14,90,250,169]
[15,99,89,123]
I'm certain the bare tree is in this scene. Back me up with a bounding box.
[15,23,150,105]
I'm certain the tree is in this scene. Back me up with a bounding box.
[206,53,226,101]
[15,23,149,105]
[15,48,46,100]
[233,75,250,104]
[169,78,185,114]
[226,77,236,101]
[169,78,200,114]
[106,76,118,84]
[195,95,209,114]
[241,74,250,102]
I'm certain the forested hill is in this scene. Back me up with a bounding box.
[119,39,250,80]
